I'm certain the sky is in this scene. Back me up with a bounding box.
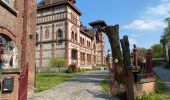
[37,0,170,52]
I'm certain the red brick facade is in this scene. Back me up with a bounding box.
[0,0,36,99]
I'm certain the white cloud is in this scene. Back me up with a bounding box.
[160,0,169,3]
[123,0,170,31]
[124,19,166,31]
[146,3,170,16]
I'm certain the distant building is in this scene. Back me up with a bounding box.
[36,0,106,68]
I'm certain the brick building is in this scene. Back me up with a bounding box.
[0,0,36,99]
[36,0,106,68]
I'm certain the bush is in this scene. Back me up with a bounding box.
[49,57,67,72]
[77,67,82,72]
[65,67,73,73]
[69,64,77,72]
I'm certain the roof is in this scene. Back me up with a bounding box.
[37,0,82,15]
[80,29,93,39]
[89,20,107,28]
[86,29,97,37]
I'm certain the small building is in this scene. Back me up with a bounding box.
[36,0,106,68]
[0,0,36,100]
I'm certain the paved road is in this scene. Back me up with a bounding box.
[28,70,118,100]
[153,66,170,90]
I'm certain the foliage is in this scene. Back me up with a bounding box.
[65,67,73,73]
[49,57,67,68]
[151,44,163,58]
[137,48,147,54]
[160,17,170,45]
[101,77,110,94]
[69,64,77,72]
[34,72,81,92]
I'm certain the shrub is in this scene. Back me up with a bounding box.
[49,57,67,72]
[69,64,77,72]
[77,67,82,72]
[65,67,73,73]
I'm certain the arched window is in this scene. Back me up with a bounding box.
[83,38,84,45]
[75,33,77,42]
[56,29,63,45]
[87,41,89,47]
[71,32,74,41]
[93,44,96,50]
[58,29,63,38]
[80,37,82,44]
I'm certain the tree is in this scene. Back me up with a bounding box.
[49,57,67,72]
[151,44,163,58]
[160,17,170,64]
[137,48,147,54]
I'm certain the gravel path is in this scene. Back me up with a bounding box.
[153,66,170,90]
[28,70,118,100]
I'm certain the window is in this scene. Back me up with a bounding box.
[58,29,63,38]
[71,32,74,41]
[87,54,91,64]
[80,37,82,45]
[93,44,96,50]
[56,29,63,45]
[75,33,77,42]
[82,38,84,45]
[36,33,39,46]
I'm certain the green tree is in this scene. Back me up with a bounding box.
[151,44,163,58]
[160,17,170,64]
[49,57,67,72]
[137,48,147,54]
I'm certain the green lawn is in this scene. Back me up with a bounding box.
[34,72,81,93]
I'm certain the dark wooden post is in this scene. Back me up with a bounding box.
[120,35,134,100]
[105,25,123,95]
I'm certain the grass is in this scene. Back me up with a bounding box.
[101,76,170,100]
[34,72,81,93]
[101,77,110,94]
[136,75,170,100]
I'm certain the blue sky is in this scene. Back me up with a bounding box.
[37,0,170,51]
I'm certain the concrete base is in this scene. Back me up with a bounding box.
[134,77,155,96]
